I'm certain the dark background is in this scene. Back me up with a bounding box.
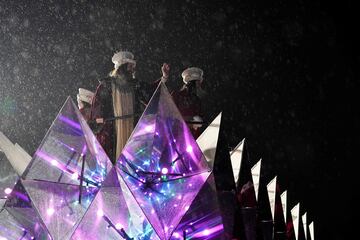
[0,0,358,239]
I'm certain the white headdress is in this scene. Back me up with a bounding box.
[112,51,136,70]
[181,67,204,84]
[77,88,94,109]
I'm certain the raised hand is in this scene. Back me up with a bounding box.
[161,63,170,79]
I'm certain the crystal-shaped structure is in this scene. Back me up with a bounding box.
[20,97,113,239]
[116,83,216,239]
[71,167,159,239]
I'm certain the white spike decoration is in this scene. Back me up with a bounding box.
[0,131,32,175]
[291,203,300,240]
[14,143,32,164]
[196,112,222,169]
[309,221,314,240]
[302,212,308,240]
[251,159,262,202]
[267,176,277,221]
[229,138,245,185]
[280,190,288,223]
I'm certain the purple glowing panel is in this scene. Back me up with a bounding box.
[0,152,19,199]
[72,167,159,240]
[0,205,37,240]
[118,165,210,240]
[23,97,112,186]
[22,179,98,240]
[3,180,50,239]
[172,173,225,239]
[117,83,209,182]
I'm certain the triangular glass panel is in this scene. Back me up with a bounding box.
[3,180,51,239]
[171,173,225,239]
[117,83,209,183]
[22,179,98,240]
[117,165,210,240]
[23,97,112,186]
[72,167,159,240]
[0,204,37,240]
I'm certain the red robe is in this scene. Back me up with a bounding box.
[171,84,204,139]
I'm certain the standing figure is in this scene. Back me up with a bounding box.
[77,88,94,121]
[89,51,167,163]
[172,67,206,139]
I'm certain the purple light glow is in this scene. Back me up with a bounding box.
[36,151,78,176]
[192,224,224,238]
[203,229,210,236]
[59,115,82,130]
[4,188,12,195]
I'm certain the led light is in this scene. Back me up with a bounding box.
[97,209,104,217]
[47,208,55,216]
[115,223,123,230]
[4,188,12,195]
[186,145,193,153]
[161,167,168,175]
[202,229,210,236]
[145,125,153,132]
[71,172,79,180]
[51,160,58,166]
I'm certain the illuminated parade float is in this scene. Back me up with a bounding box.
[1,83,314,240]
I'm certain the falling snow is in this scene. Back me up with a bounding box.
[0,1,357,239]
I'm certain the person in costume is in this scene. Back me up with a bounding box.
[77,88,94,121]
[89,51,168,163]
[171,66,206,139]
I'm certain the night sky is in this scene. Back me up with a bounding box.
[0,0,358,239]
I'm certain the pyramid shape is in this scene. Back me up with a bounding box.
[116,83,216,239]
[19,97,113,240]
